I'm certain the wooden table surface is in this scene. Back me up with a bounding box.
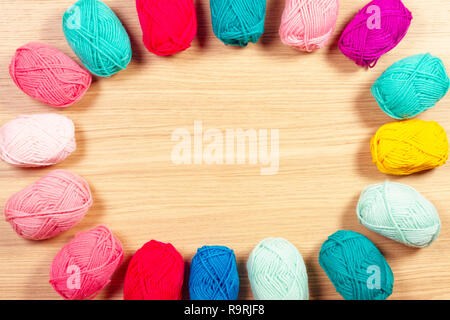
[0,0,450,300]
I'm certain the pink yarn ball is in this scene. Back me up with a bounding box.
[338,0,412,68]
[9,42,91,108]
[280,0,339,52]
[50,226,123,300]
[4,170,92,240]
[0,113,76,167]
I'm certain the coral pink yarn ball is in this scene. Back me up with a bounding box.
[4,170,92,240]
[338,0,412,68]
[136,0,197,56]
[124,240,184,300]
[50,226,123,300]
[0,113,76,167]
[9,42,91,108]
[280,0,339,52]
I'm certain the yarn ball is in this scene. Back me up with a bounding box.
[279,0,339,52]
[136,0,197,56]
[319,230,394,300]
[9,42,91,108]
[247,238,309,300]
[338,0,412,68]
[371,119,449,175]
[189,245,239,300]
[4,169,92,240]
[210,0,267,46]
[62,0,132,77]
[0,113,76,167]
[50,225,123,300]
[124,240,184,300]
[357,181,440,247]
[371,53,450,119]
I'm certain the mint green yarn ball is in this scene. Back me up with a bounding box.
[247,238,309,300]
[371,53,450,119]
[357,181,441,248]
[62,0,132,77]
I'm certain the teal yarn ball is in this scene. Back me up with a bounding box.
[189,245,239,300]
[357,181,441,248]
[210,0,267,46]
[247,238,309,300]
[319,230,394,300]
[371,53,450,119]
[62,0,132,77]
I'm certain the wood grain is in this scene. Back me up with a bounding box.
[1,0,450,300]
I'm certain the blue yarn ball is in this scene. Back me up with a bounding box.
[319,230,394,300]
[371,53,450,119]
[210,0,267,47]
[189,245,240,300]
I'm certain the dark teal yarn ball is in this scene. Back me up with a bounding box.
[62,0,132,77]
[209,0,267,47]
[189,245,240,300]
[319,230,394,300]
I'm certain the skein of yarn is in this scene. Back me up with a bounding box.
[4,170,92,240]
[0,113,76,167]
[189,245,239,300]
[319,230,394,300]
[210,0,268,46]
[124,240,184,300]
[372,53,450,119]
[279,0,339,52]
[357,181,441,247]
[338,0,412,67]
[247,238,309,300]
[371,119,449,175]
[9,43,91,108]
[62,0,132,77]
[136,0,197,56]
[50,226,123,300]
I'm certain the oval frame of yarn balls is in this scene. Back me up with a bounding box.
[49,225,123,300]
[338,0,412,68]
[319,230,394,300]
[4,169,93,240]
[370,119,449,175]
[247,237,309,300]
[209,0,268,47]
[371,53,450,119]
[357,181,441,247]
[136,0,197,56]
[9,42,92,108]
[123,240,185,300]
[62,0,132,77]
[279,0,340,52]
[0,113,76,167]
[189,245,240,300]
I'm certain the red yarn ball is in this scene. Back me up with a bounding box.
[124,240,185,300]
[9,42,91,107]
[136,0,197,56]
[50,226,123,300]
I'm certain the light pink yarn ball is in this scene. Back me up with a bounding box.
[4,169,92,240]
[50,226,123,300]
[280,0,340,52]
[0,113,76,167]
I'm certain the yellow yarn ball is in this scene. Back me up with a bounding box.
[371,119,449,175]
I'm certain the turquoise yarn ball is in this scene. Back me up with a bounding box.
[62,0,132,77]
[189,245,240,300]
[371,53,450,119]
[357,181,441,248]
[247,238,309,300]
[319,230,394,300]
[210,0,267,47]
